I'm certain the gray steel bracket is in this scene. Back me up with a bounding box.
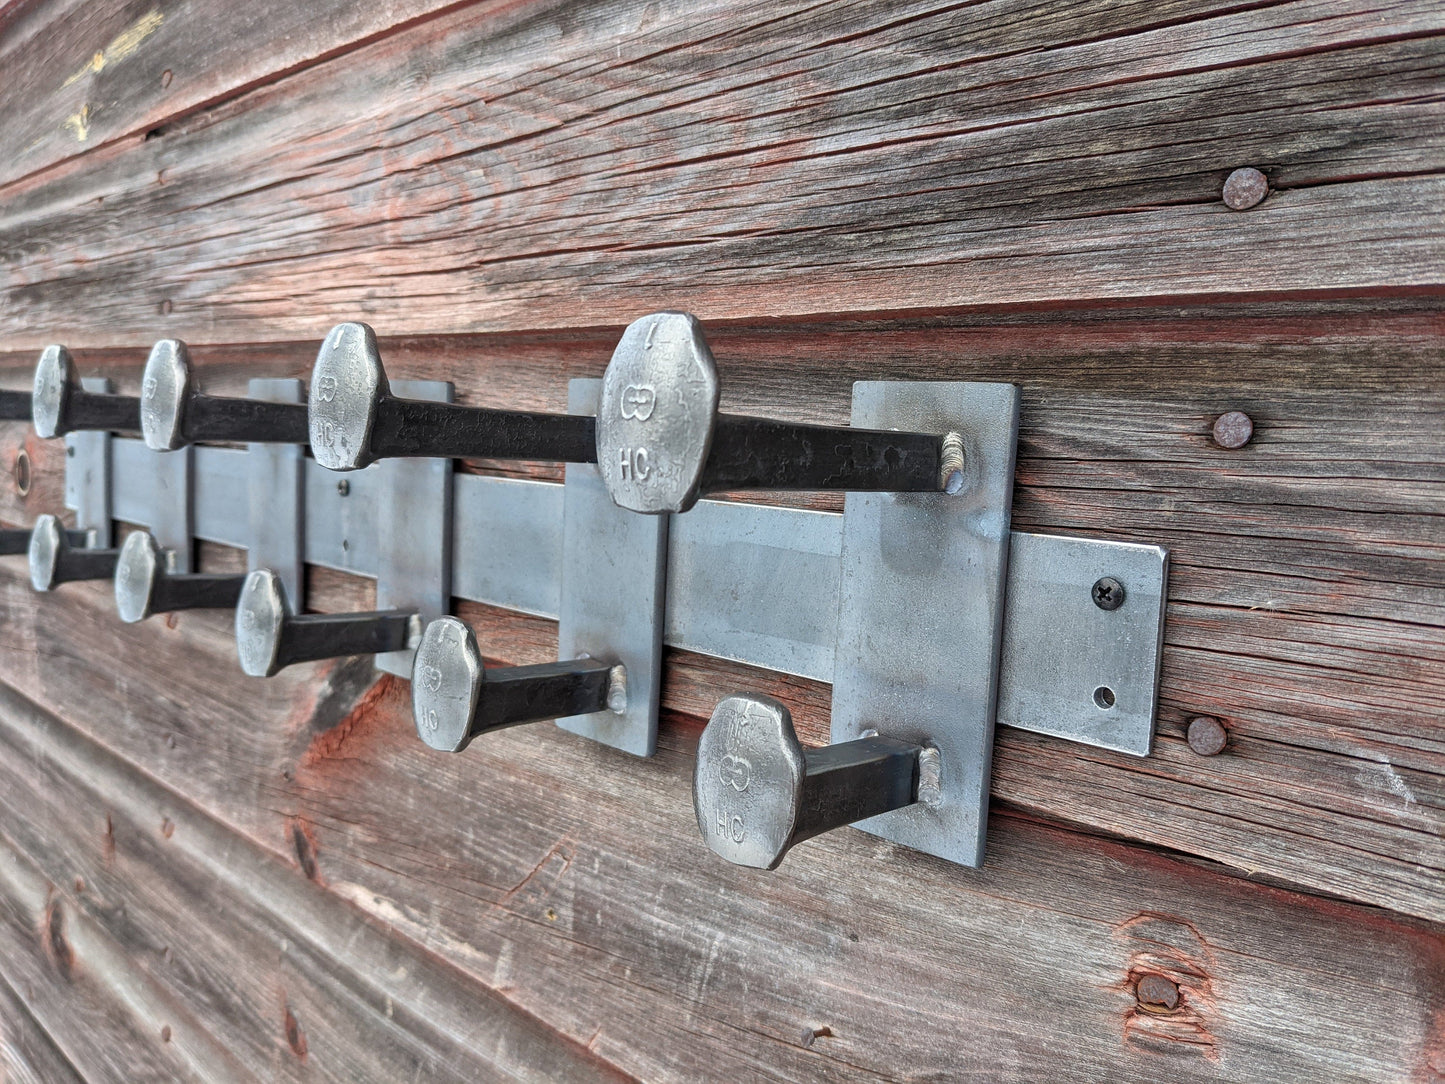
[64,377,114,548]
[556,379,668,757]
[149,443,193,573]
[247,379,306,609]
[90,431,1168,777]
[373,379,453,678]
[831,381,1018,868]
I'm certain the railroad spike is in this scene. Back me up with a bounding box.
[32,345,141,438]
[411,616,624,753]
[141,339,309,450]
[235,568,421,677]
[693,692,931,870]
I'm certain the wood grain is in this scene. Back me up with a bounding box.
[0,681,637,1083]
[0,303,1438,924]
[2,0,1443,348]
[0,0,508,191]
[0,673,1440,1082]
[0,970,85,1084]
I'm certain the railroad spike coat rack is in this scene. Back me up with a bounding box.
[8,310,1168,871]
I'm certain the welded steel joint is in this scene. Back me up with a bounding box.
[596,312,963,514]
[411,616,624,753]
[694,693,934,870]
[141,339,309,450]
[235,568,421,677]
[307,322,595,471]
[28,514,120,591]
[32,345,140,439]
[114,531,247,623]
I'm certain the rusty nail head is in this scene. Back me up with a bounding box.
[1212,410,1253,449]
[1135,973,1181,1011]
[800,1026,832,1048]
[1222,167,1268,210]
[1188,716,1228,756]
[1091,577,1125,611]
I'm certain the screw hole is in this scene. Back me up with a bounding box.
[13,450,30,496]
[1093,686,1116,710]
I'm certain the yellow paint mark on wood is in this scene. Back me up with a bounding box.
[61,8,164,88]
[61,105,91,142]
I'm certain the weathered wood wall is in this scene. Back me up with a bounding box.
[0,0,1441,1080]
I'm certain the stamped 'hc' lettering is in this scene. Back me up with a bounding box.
[618,447,650,482]
[716,808,744,843]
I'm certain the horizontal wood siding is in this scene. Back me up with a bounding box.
[0,0,1440,1079]
[1,1,1442,346]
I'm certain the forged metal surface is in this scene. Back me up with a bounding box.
[33,345,140,438]
[413,616,614,753]
[374,378,453,678]
[831,381,1019,868]
[85,438,1166,753]
[309,322,384,470]
[28,514,119,591]
[556,379,668,756]
[597,312,719,514]
[247,379,307,608]
[0,389,30,420]
[695,693,920,870]
[235,569,419,677]
[597,312,950,512]
[308,321,594,471]
[114,530,246,623]
[142,342,309,451]
[699,415,944,496]
[139,339,190,451]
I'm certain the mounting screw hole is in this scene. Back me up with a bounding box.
[12,450,30,496]
[1093,686,1116,710]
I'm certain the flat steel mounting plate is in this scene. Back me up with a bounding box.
[832,381,1019,868]
[556,379,668,756]
[65,376,114,548]
[998,533,1168,756]
[374,379,453,677]
[247,379,306,608]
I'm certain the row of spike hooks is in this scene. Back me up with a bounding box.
[1,312,982,872]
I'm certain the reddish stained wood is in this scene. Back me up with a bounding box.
[0,305,1438,924]
[0,675,1440,1082]
[1,1,1443,348]
[0,0,505,191]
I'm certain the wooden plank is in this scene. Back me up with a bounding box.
[0,683,637,1083]
[0,971,85,1084]
[2,0,1443,348]
[0,637,1441,1081]
[0,0,512,191]
[0,302,1438,921]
